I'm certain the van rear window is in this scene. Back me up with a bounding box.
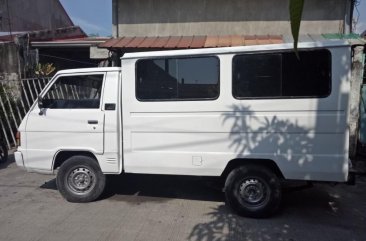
[232,49,331,99]
[136,56,219,101]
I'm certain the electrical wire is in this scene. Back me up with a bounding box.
[39,54,97,66]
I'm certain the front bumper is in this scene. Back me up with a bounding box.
[14,151,25,169]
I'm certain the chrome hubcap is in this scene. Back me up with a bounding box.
[67,167,95,194]
[239,178,266,204]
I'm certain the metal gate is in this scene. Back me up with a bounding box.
[0,78,51,149]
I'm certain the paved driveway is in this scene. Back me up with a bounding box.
[0,155,365,241]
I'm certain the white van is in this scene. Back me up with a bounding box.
[14,41,352,217]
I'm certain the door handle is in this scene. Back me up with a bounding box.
[88,120,98,124]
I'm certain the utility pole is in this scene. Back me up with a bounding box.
[349,43,365,159]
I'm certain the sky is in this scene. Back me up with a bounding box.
[59,0,112,36]
[354,0,366,34]
[59,0,366,37]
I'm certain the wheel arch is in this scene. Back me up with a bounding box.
[52,150,99,171]
[221,158,285,180]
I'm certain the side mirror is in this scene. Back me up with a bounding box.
[37,96,44,115]
[37,96,44,109]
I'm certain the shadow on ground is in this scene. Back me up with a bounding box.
[39,172,366,240]
[41,174,225,203]
[40,173,365,220]
[188,181,366,241]
[0,153,14,170]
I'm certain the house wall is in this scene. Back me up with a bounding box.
[0,42,19,83]
[0,0,73,32]
[113,0,348,37]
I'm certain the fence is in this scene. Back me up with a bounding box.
[0,78,51,149]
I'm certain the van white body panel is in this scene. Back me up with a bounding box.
[121,45,350,182]
[25,109,104,169]
[15,44,351,182]
[22,72,108,172]
[100,71,120,173]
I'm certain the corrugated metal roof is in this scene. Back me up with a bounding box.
[121,40,350,60]
[99,35,284,49]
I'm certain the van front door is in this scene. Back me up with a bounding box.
[25,73,105,171]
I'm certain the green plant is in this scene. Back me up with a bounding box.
[34,63,56,77]
[289,0,305,56]
[0,83,21,144]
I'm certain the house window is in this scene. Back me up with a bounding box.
[136,56,219,101]
[232,49,331,99]
[43,74,104,109]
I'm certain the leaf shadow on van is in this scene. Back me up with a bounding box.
[222,104,314,168]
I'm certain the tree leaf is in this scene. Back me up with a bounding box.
[289,0,304,57]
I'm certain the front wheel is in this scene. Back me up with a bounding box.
[225,165,281,218]
[56,155,106,202]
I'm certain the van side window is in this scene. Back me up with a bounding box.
[136,56,219,100]
[42,74,104,109]
[232,50,331,99]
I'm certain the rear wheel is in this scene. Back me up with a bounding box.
[225,165,281,218]
[56,155,106,202]
[0,142,8,163]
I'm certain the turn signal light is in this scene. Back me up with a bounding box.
[16,132,21,147]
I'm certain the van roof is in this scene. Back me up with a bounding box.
[121,40,349,60]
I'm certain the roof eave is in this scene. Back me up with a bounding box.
[31,40,107,48]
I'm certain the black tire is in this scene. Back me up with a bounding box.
[224,165,281,218]
[56,155,106,203]
[0,143,8,163]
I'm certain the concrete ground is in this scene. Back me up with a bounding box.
[0,154,365,241]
